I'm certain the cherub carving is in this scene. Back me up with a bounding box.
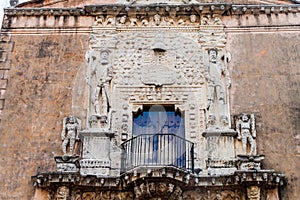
[61,116,81,155]
[235,113,256,155]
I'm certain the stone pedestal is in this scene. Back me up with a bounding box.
[54,156,80,172]
[203,129,237,175]
[237,155,265,170]
[79,131,114,177]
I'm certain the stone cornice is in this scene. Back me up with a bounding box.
[31,166,285,189]
[4,4,300,17]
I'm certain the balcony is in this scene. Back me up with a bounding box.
[121,134,194,173]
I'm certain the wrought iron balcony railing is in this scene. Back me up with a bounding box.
[121,134,194,173]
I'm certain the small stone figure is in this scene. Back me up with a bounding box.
[235,113,256,155]
[206,48,231,109]
[61,116,81,155]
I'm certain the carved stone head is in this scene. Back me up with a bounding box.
[89,115,99,129]
[100,50,109,65]
[207,115,216,126]
[241,113,249,122]
[208,48,218,63]
[190,14,197,23]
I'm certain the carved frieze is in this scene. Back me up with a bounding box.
[93,13,201,28]
[133,181,183,200]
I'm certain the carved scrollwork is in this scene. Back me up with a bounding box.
[200,15,223,26]
[134,181,182,200]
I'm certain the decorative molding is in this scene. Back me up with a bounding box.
[4,4,300,17]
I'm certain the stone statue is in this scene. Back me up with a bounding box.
[92,50,113,123]
[206,48,231,109]
[61,116,81,155]
[235,113,256,155]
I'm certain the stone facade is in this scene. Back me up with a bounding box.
[0,0,299,199]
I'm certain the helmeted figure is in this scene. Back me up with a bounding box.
[235,113,256,155]
[61,116,81,155]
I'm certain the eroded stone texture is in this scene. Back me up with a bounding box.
[227,31,300,200]
[0,2,299,200]
[0,34,89,199]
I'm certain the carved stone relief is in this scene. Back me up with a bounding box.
[235,113,257,155]
[94,13,201,28]
[55,186,69,200]
[183,189,242,200]
[134,181,182,200]
[247,186,260,200]
[61,116,82,156]
[112,31,204,87]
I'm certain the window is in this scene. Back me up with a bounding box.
[133,105,184,138]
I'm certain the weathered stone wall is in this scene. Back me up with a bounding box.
[0,7,299,200]
[0,33,89,199]
[227,31,300,200]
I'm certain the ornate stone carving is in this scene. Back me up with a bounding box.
[201,15,223,26]
[113,32,204,86]
[82,192,96,200]
[54,156,79,172]
[235,113,256,155]
[199,15,226,48]
[61,116,81,155]
[133,181,182,199]
[247,186,260,200]
[95,16,115,26]
[237,155,265,170]
[94,12,201,28]
[55,186,69,200]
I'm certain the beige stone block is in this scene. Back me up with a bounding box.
[0,79,8,89]
[0,99,4,110]
[0,90,5,98]
[0,60,11,70]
